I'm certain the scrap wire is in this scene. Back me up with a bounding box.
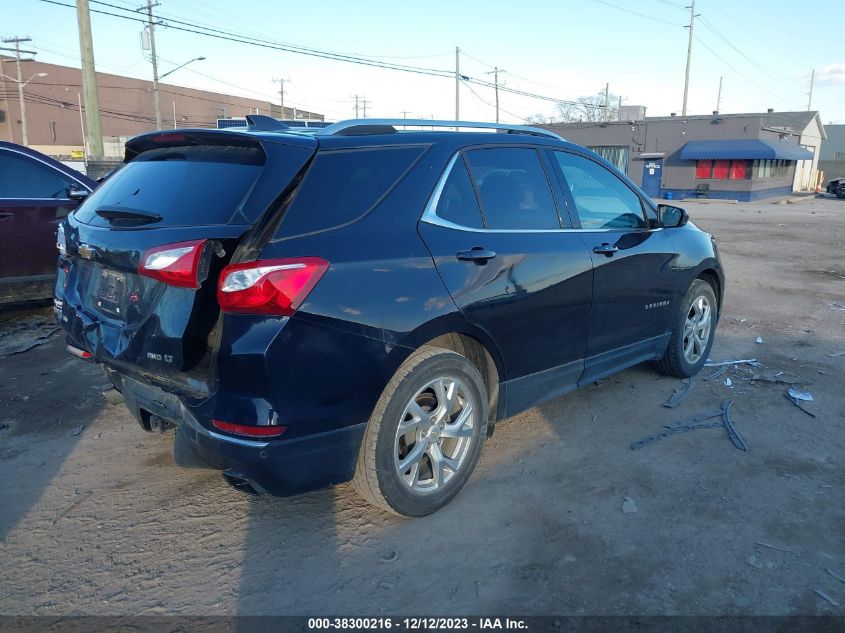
[721,400,749,451]
[631,400,748,452]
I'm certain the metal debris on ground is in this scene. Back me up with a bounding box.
[787,388,814,402]
[814,589,840,607]
[704,358,759,367]
[784,393,817,419]
[826,351,845,358]
[621,497,638,514]
[663,378,694,408]
[724,378,733,387]
[630,411,723,450]
[721,400,749,451]
[832,303,845,311]
[755,542,793,553]
[71,425,84,436]
[756,336,764,344]
[702,366,727,381]
[0,318,60,357]
[827,569,845,585]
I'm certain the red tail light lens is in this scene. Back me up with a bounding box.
[139,240,207,288]
[217,257,328,315]
[211,419,287,438]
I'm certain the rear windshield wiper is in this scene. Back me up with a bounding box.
[95,208,163,225]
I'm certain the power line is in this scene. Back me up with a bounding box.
[35,0,594,111]
[697,17,803,93]
[584,0,685,26]
[692,35,804,108]
[84,0,455,78]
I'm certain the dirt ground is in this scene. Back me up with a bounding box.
[1,196,843,616]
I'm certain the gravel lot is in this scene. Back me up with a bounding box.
[1,196,843,616]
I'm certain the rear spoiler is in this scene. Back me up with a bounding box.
[123,126,316,162]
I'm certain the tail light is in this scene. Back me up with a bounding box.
[139,240,207,288]
[212,419,287,438]
[217,257,328,315]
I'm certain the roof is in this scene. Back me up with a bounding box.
[680,139,814,161]
[645,111,826,139]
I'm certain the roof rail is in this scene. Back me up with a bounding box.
[315,118,564,140]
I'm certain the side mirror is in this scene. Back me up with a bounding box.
[657,204,688,228]
[68,185,90,202]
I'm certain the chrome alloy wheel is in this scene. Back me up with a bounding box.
[394,376,476,494]
[683,295,712,364]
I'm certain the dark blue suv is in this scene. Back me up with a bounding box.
[56,117,724,516]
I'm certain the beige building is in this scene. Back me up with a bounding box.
[0,56,322,159]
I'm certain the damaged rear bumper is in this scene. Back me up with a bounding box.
[118,374,366,496]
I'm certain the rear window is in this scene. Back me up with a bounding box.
[275,146,425,238]
[74,145,266,227]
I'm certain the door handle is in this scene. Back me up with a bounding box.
[456,247,496,263]
[592,243,618,257]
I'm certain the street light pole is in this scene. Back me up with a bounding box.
[159,56,205,80]
[0,64,47,146]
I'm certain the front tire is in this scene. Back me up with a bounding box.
[352,347,488,517]
[656,279,718,378]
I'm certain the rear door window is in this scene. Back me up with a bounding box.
[552,151,647,230]
[276,146,426,238]
[434,158,484,229]
[73,144,269,227]
[464,147,560,230]
[0,149,74,199]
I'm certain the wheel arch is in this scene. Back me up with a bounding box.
[396,315,506,434]
[696,267,723,316]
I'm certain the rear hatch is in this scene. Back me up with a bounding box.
[57,129,316,394]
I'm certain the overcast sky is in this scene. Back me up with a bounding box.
[5,0,844,124]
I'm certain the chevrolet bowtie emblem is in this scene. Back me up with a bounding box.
[77,243,100,260]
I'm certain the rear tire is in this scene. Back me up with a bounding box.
[352,347,488,517]
[655,279,718,378]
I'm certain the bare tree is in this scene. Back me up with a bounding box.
[555,92,620,123]
[524,113,549,124]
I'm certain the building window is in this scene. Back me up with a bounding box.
[834,152,845,161]
[730,160,749,180]
[696,160,712,179]
[588,146,629,174]
[697,159,792,180]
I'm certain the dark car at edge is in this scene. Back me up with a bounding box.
[55,117,724,516]
[0,141,96,305]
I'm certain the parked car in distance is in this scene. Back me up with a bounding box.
[826,177,844,195]
[0,141,96,305]
[56,117,724,516]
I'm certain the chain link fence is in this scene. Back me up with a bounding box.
[85,159,123,182]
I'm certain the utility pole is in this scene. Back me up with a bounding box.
[1,37,35,146]
[604,82,610,122]
[362,98,370,118]
[75,0,104,157]
[141,0,162,130]
[455,46,460,121]
[716,75,723,112]
[682,0,698,116]
[807,69,815,111]
[352,95,360,119]
[617,95,622,121]
[273,78,286,117]
[485,67,505,123]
